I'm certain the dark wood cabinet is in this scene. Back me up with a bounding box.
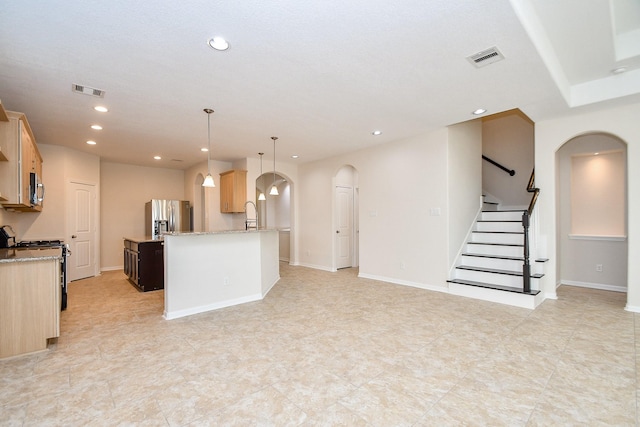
[123,239,163,291]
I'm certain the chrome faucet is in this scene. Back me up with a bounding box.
[244,200,259,230]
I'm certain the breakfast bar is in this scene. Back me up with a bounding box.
[162,229,279,320]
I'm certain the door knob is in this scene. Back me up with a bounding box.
[336,230,340,234]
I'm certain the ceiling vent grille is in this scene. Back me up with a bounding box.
[72,84,105,98]
[467,46,505,68]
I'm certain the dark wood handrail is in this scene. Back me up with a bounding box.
[482,155,515,176]
[522,168,539,293]
[526,168,539,215]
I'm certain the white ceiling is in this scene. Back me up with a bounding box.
[1,0,639,170]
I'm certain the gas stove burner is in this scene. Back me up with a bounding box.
[16,240,64,248]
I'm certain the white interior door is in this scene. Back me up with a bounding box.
[67,181,96,281]
[335,186,353,269]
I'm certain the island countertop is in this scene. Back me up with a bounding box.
[0,247,62,263]
[164,228,278,237]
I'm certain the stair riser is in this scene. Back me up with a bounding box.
[461,256,523,271]
[465,243,523,257]
[471,233,523,245]
[454,269,539,289]
[461,257,544,274]
[481,211,523,221]
[476,222,523,232]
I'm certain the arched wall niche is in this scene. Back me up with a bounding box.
[555,131,628,293]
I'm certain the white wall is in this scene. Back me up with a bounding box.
[448,120,483,266]
[183,159,240,232]
[0,143,100,243]
[100,162,184,269]
[298,129,452,289]
[557,133,627,290]
[534,102,640,309]
[482,110,534,208]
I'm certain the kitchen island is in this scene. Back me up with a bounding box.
[162,229,279,320]
[0,247,62,359]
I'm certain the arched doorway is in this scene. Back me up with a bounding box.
[556,132,628,294]
[256,172,292,262]
[334,165,359,270]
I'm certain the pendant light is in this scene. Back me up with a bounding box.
[270,136,279,196]
[202,108,215,188]
[258,152,266,201]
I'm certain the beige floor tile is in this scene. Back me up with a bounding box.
[2,267,638,425]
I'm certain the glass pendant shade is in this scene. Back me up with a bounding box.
[202,108,215,188]
[202,173,215,188]
[258,152,266,200]
[270,136,278,196]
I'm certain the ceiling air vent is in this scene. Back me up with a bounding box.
[72,84,105,98]
[466,46,505,68]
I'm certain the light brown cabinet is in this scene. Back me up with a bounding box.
[0,257,61,359]
[219,170,247,213]
[0,109,43,212]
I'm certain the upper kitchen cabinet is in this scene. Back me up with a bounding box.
[219,170,247,213]
[0,109,44,212]
[0,100,8,162]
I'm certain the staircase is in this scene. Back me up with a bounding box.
[448,205,545,309]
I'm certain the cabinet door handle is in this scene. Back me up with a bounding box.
[71,235,77,238]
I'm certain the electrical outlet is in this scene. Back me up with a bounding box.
[224,276,230,286]
[400,261,406,270]
[596,264,603,272]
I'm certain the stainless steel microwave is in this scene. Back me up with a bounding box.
[29,172,45,206]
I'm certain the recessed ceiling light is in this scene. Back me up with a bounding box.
[154,156,161,160]
[291,155,299,159]
[372,130,382,136]
[201,147,209,152]
[594,152,600,155]
[207,37,230,51]
[86,140,97,145]
[94,106,108,113]
[472,108,487,115]
[612,67,627,75]
[91,124,103,130]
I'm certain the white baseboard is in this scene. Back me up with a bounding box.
[357,272,448,293]
[163,293,263,320]
[625,304,640,313]
[101,265,123,272]
[560,280,626,293]
[296,262,335,272]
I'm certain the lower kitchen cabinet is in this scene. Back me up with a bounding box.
[0,256,60,359]
[123,239,164,292]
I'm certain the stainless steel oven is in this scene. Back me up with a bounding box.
[0,225,69,310]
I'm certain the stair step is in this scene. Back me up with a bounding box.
[447,279,541,296]
[481,210,525,221]
[462,253,523,261]
[455,265,544,278]
[470,231,524,245]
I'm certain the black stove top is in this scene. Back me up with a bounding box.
[16,240,64,248]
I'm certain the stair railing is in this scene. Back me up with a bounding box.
[482,155,516,176]
[522,168,539,293]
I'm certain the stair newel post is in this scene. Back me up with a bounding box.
[522,210,531,293]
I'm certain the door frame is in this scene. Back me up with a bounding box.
[66,178,99,279]
[332,165,359,271]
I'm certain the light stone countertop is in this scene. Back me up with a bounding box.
[0,247,63,263]
[164,228,278,237]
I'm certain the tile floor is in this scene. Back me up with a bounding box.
[1,263,637,426]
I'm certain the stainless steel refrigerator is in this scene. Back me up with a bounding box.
[145,199,191,239]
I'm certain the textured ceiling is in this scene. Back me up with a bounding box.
[0,0,639,170]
